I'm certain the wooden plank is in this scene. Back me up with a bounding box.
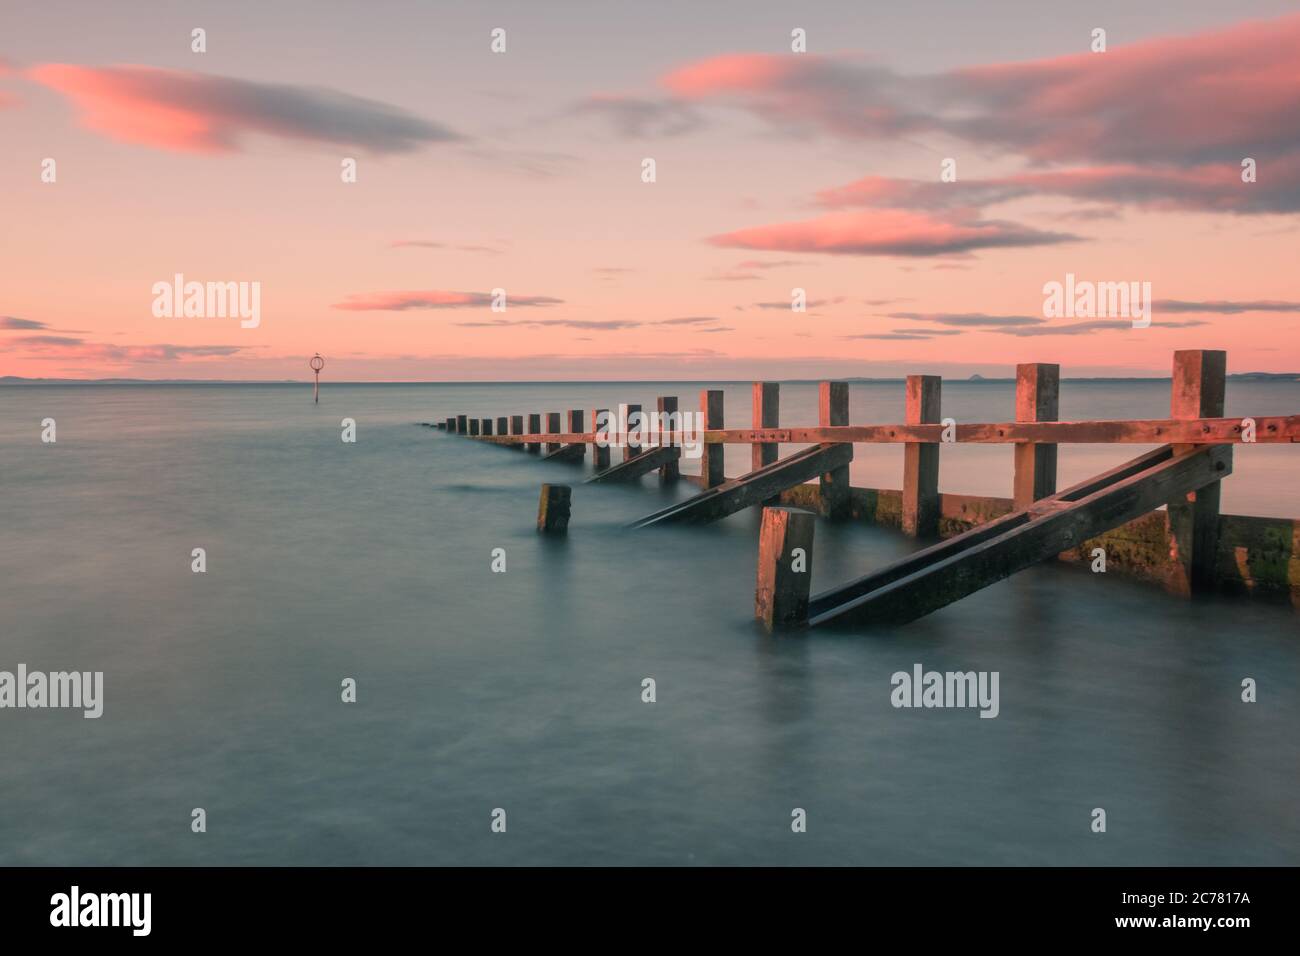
[526,413,541,454]
[1013,363,1060,509]
[701,390,725,487]
[657,396,680,482]
[902,375,941,536]
[591,408,611,471]
[808,443,1232,628]
[819,381,851,519]
[460,415,1300,447]
[755,507,816,631]
[1168,349,1228,595]
[632,441,853,528]
[536,484,572,534]
[586,444,681,483]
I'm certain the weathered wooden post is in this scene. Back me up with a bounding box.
[755,506,815,631]
[1168,349,1228,594]
[752,382,779,471]
[701,389,725,488]
[527,414,542,454]
[497,416,508,437]
[456,414,468,434]
[481,418,493,436]
[510,415,525,450]
[567,410,586,459]
[446,417,456,433]
[657,396,680,483]
[545,412,562,454]
[591,408,611,471]
[537,484,572,534]
[621,403,643,460]
[1013,363,1060,509]
[818,381,850,519]
[469,418,480,436]
[902,375,941,537]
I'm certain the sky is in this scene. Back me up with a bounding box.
[1,0,1298,380]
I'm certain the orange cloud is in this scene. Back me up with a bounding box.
[28,64,459,153]
[332,291,564,311]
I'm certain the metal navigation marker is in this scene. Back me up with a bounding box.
[310,353,325,404]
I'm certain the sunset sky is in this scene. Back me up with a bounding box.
[2,0,1298,380]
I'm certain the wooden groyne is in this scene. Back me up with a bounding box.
[428,350,1300,627]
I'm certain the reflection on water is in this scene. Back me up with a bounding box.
[0,383,1296,865]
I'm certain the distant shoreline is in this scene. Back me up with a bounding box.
[2,373,1297,386]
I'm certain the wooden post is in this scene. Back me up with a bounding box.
[701,389,725,488]
[1168,350,1228,594]
[510,415,525,450]
[469,418,480,436]
[567,410,585,460]
[526,413,541,454]
[1013,364,1060,509]
[481,418,493,436]
[755,506,815,631]
[497,416,508,437]
[902,375,941,537]
[657,396,680,483]
[752,383,780,472]
[537,484,572,534]
[456,414,467,434]
[446,417,456,433]
[621,403,643,460]
[545,412,561,454]
[591,408,611,471]
[818,381,850,519]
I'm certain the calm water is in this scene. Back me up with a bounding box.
[1,380,1297,866]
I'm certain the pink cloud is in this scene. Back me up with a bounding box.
[28,64,459,153]
[331,290,564,311]
[709,209,1077,257]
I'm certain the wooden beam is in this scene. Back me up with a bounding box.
[701,389,725,488]
[470,414,1300,447]
[526,413,542,454]
[632,441,853,528]
[621,403,643,460]
[1013,363,1060,509]
[808,442,1233,628]
[755,507,816,632]
[591,408,611,471]
[545,412,562,454]
[536,484,572,534]
[902,375,941,537]
[819,381,851,519]
[752,383,780,471]
[657,396,680,483]
[1168,349,1229,595]
[586,444,681,483]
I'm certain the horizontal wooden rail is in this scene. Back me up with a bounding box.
[468,414,1298,447]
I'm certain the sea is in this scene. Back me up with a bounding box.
[1,378,1297,865]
